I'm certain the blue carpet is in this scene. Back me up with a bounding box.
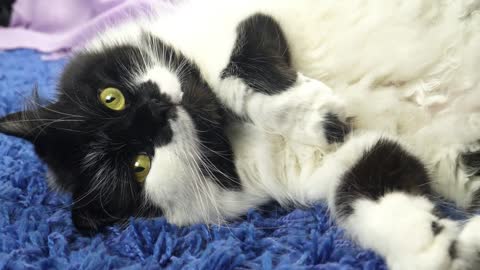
[0,50,386,270]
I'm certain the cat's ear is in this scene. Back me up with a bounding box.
[0,109,45,140]
[0,86,55,140]
[0,104,72,142]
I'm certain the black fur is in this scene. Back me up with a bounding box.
[335,138,432,219]
[221,13,297,95]
[431,221,444,236]
[0,37,240,233]
[0,0,14,27]
[470,189,480,212]
[449,240,458,260]
[323,113,351,144]
[460,150,480,211]
[461,150,480,176]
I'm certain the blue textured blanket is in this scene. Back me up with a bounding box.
[0,50,386,270]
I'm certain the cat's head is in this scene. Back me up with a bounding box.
[0,33,238,233]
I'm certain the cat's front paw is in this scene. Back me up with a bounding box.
[269,74,351,146]
[452,216,480,270]
[386,215,480,270]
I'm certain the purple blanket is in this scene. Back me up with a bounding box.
[0,0,172,57]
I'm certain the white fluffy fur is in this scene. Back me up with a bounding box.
[138,66,183,104]
[347,192,459,270]
[83,0,480,269]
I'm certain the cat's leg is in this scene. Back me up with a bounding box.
[216,14,350,147]
[293,133,480,270]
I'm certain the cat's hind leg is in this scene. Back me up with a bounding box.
[296,133,480,270]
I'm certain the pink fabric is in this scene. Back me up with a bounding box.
[0,0,172,57]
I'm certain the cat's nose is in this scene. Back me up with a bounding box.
[148,99,172,121]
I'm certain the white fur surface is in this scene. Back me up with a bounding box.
[138,66,183,104]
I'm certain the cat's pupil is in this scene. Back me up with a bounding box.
[105,95,116,103]
[134,167,145,173]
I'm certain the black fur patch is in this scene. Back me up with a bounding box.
[461,150,480,176]
[431,221,444,236]
[460,150,480,211]
[323,113,351,144]
[469,188,480,212]
[335,138,432,219]
[449,240,458,260]
[0,0,14,27]
[221,13,297,95]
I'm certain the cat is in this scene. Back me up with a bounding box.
[1,0,480,269]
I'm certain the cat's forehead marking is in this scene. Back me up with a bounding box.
[139,66,183,104]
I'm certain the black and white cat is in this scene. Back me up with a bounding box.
[1,0,480,269]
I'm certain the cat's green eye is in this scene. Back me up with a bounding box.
[99,87,125,111]
[133,154,151,183]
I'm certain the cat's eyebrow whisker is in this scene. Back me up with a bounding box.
[69,88,117,119]
[59,91,93,116]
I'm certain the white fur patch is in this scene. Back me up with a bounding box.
[138,66,183,104]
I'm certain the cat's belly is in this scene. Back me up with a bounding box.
[277,0,480,120]
[228,122,331,204]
